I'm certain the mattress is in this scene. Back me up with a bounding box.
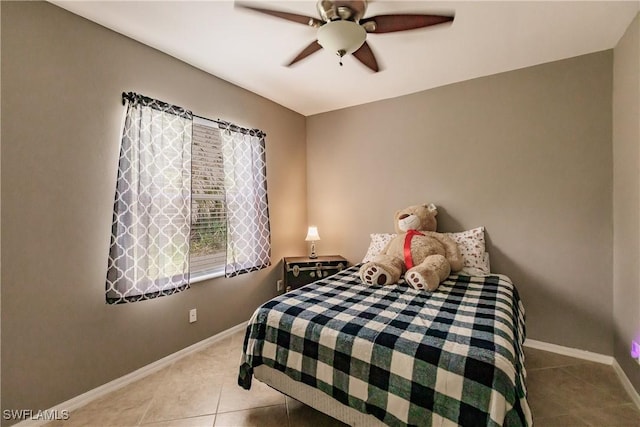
[238,264,532,426]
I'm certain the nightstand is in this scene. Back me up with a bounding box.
[283,255,348,291]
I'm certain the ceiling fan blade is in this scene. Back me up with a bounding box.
[236,3,322,27]
[287,41,323,66]
[361,14,454,33]
[352,41,380,72]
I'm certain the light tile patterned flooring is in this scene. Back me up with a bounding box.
[45,329,640,426]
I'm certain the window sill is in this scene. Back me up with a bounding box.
[190,269,225,284]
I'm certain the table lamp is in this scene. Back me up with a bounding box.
[305,226,320,259]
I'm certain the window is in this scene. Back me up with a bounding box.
[107,92,271,304]
[190,118,226,280]
[189,116,272,280]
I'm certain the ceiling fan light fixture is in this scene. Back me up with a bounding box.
[317,20,366,57]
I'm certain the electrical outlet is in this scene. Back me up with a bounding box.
[189,308,197,323]
[277,279,284,292]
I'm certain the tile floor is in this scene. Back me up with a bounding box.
[45,330,640,426]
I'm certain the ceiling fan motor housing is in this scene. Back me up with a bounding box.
[317,0,367,22]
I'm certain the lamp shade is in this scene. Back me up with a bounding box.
[305,226,321,241]
[317,20,366,57]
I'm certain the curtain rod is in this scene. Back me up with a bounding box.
[121,92,266,138]
[193,114,266,138]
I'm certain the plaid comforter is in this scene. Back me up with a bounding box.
[238,265,531,427]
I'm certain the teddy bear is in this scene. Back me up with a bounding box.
[359,203,463,291]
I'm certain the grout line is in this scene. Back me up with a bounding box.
[284,395,292,427]
[214,378,224,417]
[215,403,286,415]
[137,363,174,426]
[613,359,640,410]
[136,382,159,426]
[139,414,217,426]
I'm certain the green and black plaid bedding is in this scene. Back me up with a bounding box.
[238,265,531,427]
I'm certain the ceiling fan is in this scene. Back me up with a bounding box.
[236,1,454,72]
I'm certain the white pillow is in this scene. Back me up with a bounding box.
[362,233,396,263]
[446,227,491,275]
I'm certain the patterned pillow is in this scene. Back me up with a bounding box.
[446,227,490,275]
[362,233,396,263]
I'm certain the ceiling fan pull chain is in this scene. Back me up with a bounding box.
[337,48,346,67]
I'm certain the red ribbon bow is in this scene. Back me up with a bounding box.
[404,229,424,269]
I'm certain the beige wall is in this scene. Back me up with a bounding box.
[613,12,640,390]
[307,51,614,355]
[2,0,637,419]
[1,1,307,418]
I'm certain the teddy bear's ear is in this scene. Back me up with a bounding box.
[427,203,438,215]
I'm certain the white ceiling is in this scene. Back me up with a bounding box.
[52,0,639,116]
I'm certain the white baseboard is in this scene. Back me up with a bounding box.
[524,338,614,365]
[13,322,247,427]
[524,338,640,410]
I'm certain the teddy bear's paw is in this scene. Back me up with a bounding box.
[406,271,427,290]
[361,265,392,286]
[406,270,439,291]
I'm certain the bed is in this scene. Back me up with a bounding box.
[238,261,531,426]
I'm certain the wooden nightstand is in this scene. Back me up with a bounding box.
[283,255,348,291]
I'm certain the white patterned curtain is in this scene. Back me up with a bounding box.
[220,122,271,277]
[106,93,192,304]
